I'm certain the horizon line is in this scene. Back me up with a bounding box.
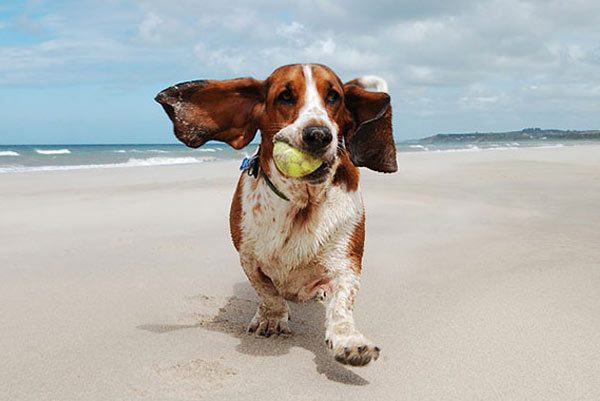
[1,127,598,147]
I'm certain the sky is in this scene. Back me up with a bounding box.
[1,0,599,144]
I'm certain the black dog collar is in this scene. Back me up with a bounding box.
[240,152,290,202]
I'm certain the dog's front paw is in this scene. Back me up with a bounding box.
[327,332,380,366]
[315,287,327,303]
[247,304,291,337]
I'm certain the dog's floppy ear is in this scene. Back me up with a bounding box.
[155,78,264,149]
[343,81,397,173]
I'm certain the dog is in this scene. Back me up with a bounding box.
[155,64,396,366]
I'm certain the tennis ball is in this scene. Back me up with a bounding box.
[273,141,323,178]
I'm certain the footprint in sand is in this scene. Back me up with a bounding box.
[181,294,258,335]
[152,358,238,399]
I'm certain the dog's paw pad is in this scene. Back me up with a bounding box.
[328,335,380,366]
[315,288,328,303]
[247,311,292,337]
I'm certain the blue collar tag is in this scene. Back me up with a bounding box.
[239,157,251,171]
[237,147,288,201]
[240,153,260,178]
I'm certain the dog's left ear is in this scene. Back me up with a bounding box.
[343,82,397,173]
[155,78,264,149]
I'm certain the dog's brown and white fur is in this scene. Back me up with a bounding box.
[156,64,397,366]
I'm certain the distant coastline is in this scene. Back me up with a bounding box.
[417,128,600,144]
[2,130,599,173]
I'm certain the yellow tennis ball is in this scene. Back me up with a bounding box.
[273,141,323,178]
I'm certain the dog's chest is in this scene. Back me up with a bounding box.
[239,174,362,273]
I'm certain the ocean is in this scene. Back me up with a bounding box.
[0,140,581,174]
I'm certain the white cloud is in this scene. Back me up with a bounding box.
[277,21,304,37]
[304,38,336,57]
[194,43,248,74]
[138,12,163,44]
[1,0,600,137]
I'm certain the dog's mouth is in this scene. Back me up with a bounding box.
[288,149,334,184]
[271,138,334,183]
[295,145,335,183]
[302,161,331,183]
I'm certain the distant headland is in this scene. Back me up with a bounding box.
[418,128,600,143]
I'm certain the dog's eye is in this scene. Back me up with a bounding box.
[277,89,295,104]
[326,90,340,105]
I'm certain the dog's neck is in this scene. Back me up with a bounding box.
[249,143,359,210]
[264,159,336,209]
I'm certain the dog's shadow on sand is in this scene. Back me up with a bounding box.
[138,282,369,385]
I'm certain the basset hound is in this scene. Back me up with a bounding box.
[156,63,396,366]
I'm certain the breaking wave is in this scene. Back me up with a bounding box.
[35,149,71,155]
[0,156,214,174]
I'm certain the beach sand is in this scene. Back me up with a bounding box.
[1,145,599,400]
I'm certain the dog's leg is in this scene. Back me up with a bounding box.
[241,257,291,337]
[324,262,380,366]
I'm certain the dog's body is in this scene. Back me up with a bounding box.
[156,64,397,366]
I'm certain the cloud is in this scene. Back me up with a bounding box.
[138,12,164,44]
[1,0,600,139]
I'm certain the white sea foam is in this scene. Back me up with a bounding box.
[0,156,215,174]
[35,149,71,155]
[399,145,521,155]
[421,144,556,154]
[409,145,429,151]
[114,149,171,154]
[199,148,217,152]
[125,156,208,166]
[0,151,19,156]
[128,149,170,153]
[432,148,485,153]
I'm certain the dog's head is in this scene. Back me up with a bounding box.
[155,64,397,182]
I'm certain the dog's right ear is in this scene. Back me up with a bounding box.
[343,82,397,173]
[155,78,265,149]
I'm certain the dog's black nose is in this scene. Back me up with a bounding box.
[302,126,332,149]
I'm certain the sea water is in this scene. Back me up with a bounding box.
[0,140,589,173]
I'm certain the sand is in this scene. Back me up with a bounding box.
[1,145,599,400]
